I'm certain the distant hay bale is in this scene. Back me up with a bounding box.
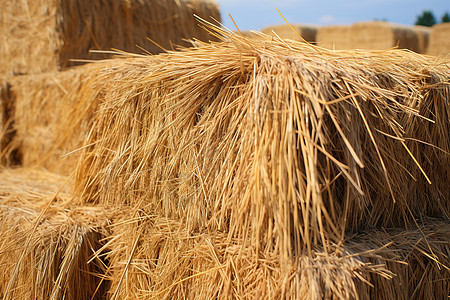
[0,168,111,300]
[101,211,448,299]
[428,23,450,57]
[261,24,317,43]
[5,62,110,174]
[316,25,352,49]
[0,0,221,76]
[413,25,431,54]
[351,21,419,52]
[318,22,424,52]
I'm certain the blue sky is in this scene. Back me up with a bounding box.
[215,0,449,31]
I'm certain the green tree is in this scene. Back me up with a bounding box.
[442,12,450,23]
[415,11,437,27]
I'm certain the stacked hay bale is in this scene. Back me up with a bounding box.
[428,23,450,57]
[71,27,449,299]
[3,62,109,174]
[318,21,425,53]
[0,1,223,299]
[0,0,221,76]
[351,21,420,52]
[0,168,111,300]
[261,24,317,43]
[316,24,352,50]
[0,0,221,173]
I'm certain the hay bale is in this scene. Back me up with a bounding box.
[428,23,450,57]
[349,218,450,299]
[350,21,420,52]
[75,27,449,231]
[101,211,448,299]
[0,0,221,76]
[6,62,111,174]
[72,28,449,296]
[261,24,317,43]
[316,24,352,50]
[413,25,431,54]
[0,168,111,300]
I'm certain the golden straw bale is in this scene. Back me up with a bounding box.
[413,25,431,54]
[348,218,450,300]
[261,24,317,43]
[316,25,352,50]
[0,168,111,300]
[351,21,420,52]
[428,23,450,57]
[72,27,449,297]
[6,62,110,175]
[0,0,221,76]
[101,211,448,299]
[75,27,449,238]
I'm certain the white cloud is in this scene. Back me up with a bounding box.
[319,15,335,24]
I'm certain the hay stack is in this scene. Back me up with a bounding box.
[350,21,419,52]
[74,27,450,233]
[0,0,220,76]
[0,168,111,300]
[5,62,111,174]
[316,25,352,49]
[261,24,317,43]
[72,27,449,297]
[428,23,450,57]
[102,211,448,299]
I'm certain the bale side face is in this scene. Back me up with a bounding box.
[0,168,111,300]
[103,211,449,299]
[0,0,60,75]
[316,25,352,49]
[413,25,431,54]
[57,0,221,65]
[0,79,20,166]
[8,63,107,175]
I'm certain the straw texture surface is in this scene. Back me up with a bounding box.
[0,168,111,300]
[69,26,449,298]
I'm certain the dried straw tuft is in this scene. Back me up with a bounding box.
[0,168,111,300]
